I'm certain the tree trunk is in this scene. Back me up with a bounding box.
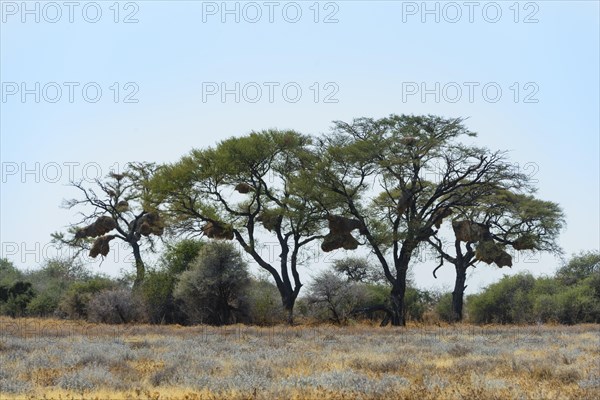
[283,295,296,325]
[389,266,408,326]
[131,242,145,289]
[452,265,467,322]
[388,242,415,327]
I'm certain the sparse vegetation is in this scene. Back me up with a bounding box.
[0,318,598,399]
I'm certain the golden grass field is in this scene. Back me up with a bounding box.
[0,317,598,400]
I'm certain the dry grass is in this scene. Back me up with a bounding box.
[0,317,598,399]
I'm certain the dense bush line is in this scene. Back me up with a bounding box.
[467,251,600,324]
[0,249,598,325]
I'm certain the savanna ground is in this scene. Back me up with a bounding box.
[0,318,598,400]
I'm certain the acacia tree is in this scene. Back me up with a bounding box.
[53,162,164,288]
[428,190,565,322]
[150,130,328,324]
[311,114,529,326]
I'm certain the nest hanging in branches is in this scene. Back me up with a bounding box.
[495,252,513,267]
[397,190,413,215]
[75,216,117,240]
[512,234,537,251]
[110,173,126,181]
[136,212,164,237]
[235,183,254,194]
[322,234,360,252]
[321,215,366,252]
[475,240,512,267]
[452,220,491,243]
[433,208,453,229]
[400,136,418,146]
[116,200,129,212]
[89,235,116,258]
[256,210,281,232]
[202,221,234,240]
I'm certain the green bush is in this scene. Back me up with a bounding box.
[532,293,560,323]
[434,292,455,322]
[138,239,204,325]
[554,283,600,324]
[404,287,435,322]
[556,251,600,286]
[19,258,90,317]
[26,292,61,317]
[0,258,23,287]
[0,281,35,317]
[467,273,536,324]
[468,269,600,325]
[246,278,285,325]
[161,239,204,275]
[140,269,186,324]
[59,277,117,320]
[173,242,250,325]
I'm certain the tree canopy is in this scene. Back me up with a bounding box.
[150,130,330,323]
[54,163,164,287]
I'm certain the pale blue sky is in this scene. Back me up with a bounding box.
[1,1,598,293]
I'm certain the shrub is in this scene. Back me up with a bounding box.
[404,287,435,322]
[138,239,204,325]
[173,242,250,325]
[59,277,117,320]
[532,293,561,323]
[0,258,23,287]
[246,277,285,325]
[140,269,186,324]
[161,239,204,275]
[26,292,61,317]
[556,250,600,286]
[87,288,145,324]
[434,292,455,322]
[467,273,536,324]
[305,270,369,324]
[18,258,91,317]
[0,281,35,317]
[554,283,600,324]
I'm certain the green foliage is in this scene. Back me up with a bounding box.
[160,239,204,275]
[139,239,204,324]
[363,284,390,305]
[0,281,35,317]
[467,273,537,324]
[556,250,600,286]
[468,260,600,325]
[246,277,285,325]
[23,259,90,317]
[404,287,435,322]
[58,277,117,319]
[140,269,186,324]
[434,292,455,323]
[332,257,385,283]
[552,283,599,324]
[26,291,61,317]
[174,242,250,325]
[0,258,23,287]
